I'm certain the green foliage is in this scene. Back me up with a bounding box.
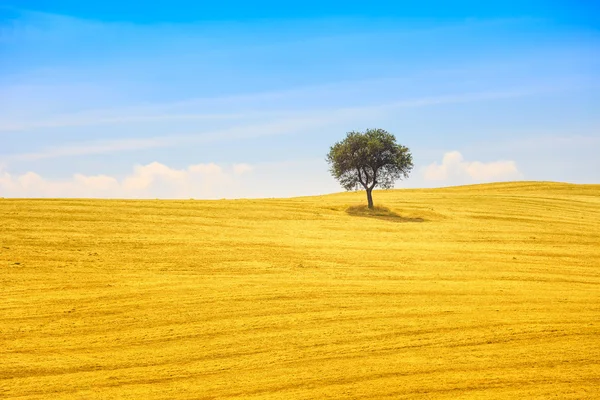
[326,128,413,193]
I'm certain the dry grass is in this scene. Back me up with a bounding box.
[1,181,599,399]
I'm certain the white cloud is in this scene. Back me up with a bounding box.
[0,162,250,199]
[0,158,344,199]
[423,151,523,184]
[232,163,253,175]
[74,174,119,190]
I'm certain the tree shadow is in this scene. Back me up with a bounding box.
[346,205,425,223]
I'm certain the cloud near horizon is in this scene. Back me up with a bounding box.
[423,151,523,184]
[0,162,253,199]
[1,152,526,199]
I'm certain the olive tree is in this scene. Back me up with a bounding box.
[326,129,413,209]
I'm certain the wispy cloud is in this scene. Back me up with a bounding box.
[0,72,569,133]
[3,87,549,161]
[4,113,346,161]
[0,111,253,132]
[4,9,587,133]
[8,138,172,161]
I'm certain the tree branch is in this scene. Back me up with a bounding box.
[362,167,371,186]
[357,168,367,188]
[368,166,378,190]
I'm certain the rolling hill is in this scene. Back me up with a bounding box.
[1,181,599,399]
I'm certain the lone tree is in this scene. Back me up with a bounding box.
[326,129,413,209]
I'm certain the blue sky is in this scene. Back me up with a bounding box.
[1,1,599,198]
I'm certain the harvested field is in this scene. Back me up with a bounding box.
[1,181,599,399]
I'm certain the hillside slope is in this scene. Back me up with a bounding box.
[1,182,599,399]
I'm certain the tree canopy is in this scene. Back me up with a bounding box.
[326,129,413,208]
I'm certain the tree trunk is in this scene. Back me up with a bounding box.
[366,188,374,209]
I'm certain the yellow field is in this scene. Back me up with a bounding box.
[1,181,599,399]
